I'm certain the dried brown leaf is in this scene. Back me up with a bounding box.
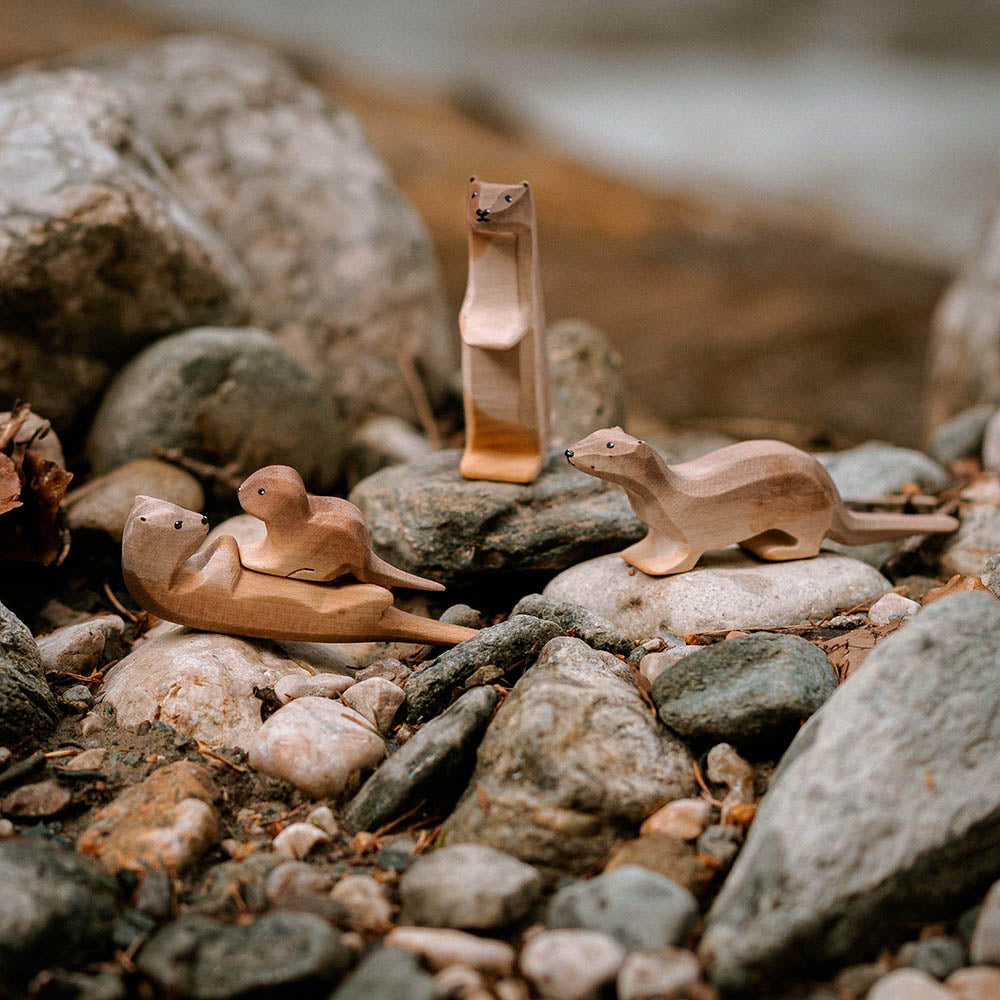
[819,618,905,682]
[922,574,992,605]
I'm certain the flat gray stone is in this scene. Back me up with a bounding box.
[651,632,836,746]
[345,686,500,832]
[350,449,645,587]
[404,616,562,723]
[443,637,696,872]
[815,442,950,501]
[512,594,635,657]
[547,865,698,950]
[73,34,454,424]
[701,592,1000,992]
[0,840,120,989]
[137,912,351,998]
[88,327,344,489]
[543,550,890,638]
[400,844,542,929]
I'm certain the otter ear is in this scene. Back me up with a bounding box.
[611,425,624,432]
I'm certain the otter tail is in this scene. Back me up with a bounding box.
[829,505,958,545]
[367,553,446,592]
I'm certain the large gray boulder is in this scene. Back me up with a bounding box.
[72,34,455,423]
[88,327,344,487]
[443,637,695,872]
[350,449,645,586]
[701,592,1000,992]
[0,67,245,429]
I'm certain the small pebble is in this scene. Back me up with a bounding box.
[330,874,393,933]
[1,779,72,818]
[639,647,698,686]
[640,798,711,840]
[274,672,355,704]
[431,964,485,999]
[706,744,755,805]
[306,804,339,835]
[265,861,331,906]
[946,966,1000,1000]
[384,927,516,975]
[696,824,743,869]
[272,822,330,860]
[0,747,11,768]
[519,929,626,1000]
[61,748,107,771]
[356,658,411,686]
[868,592,920,626]
[493,980,530,1000]
[81,712,104,735]
[62,684,95,707]
[867,968,953,999]
[0,818,14,838]
[341,676,406,732]
[970,879,1000,964]
[616,947,701,1000]
[898,935,965,980]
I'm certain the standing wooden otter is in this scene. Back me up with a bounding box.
[459,177,549,484]
[565,427,959,576]
[237,465,445,591]
[121,496,475,645]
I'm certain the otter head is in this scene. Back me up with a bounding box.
[238,466,309,521]
[467,177,534,232]
[123,495,210,570]
[564,427,651,486]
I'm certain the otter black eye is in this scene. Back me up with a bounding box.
[469,176,475,182]
[606,442,614,448]
[505,195,513,202]
[174,520,183,529]
[471,192,477,198]
[139,516,147,522]
[258,488,265,495]
[201,516,209,525]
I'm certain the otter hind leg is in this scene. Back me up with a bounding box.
[740,526,824,561]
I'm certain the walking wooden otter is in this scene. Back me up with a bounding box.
[459,177,549,484]
[565,427,959,576]
[237,465,445,591]
[121,496,476,645]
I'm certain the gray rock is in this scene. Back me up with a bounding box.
[970,879,1000,964]
[544,550,890,638]
[88,327,344,488]
[443,637,695,872]
[982,408,1000,470]
[815,442,950,501]
[898,936,966,980]
[344,416,433,488]
[940,504,1000,577]
[512,594,635,657]
[36,616,126,677]
[345,686,500,832]
[330,947,434,1000]
[929,404,995,466]
[73,35,454,424]
[0,68,244,430]
[400,844,542,929]
[547,865,698,950]
[868,969,953,1000]
[439,604,487,631]
[701,592,1000,992]
[651,632,836,745]
[616,947,702,1000]
[548,319,626,446]
[0,840,120,988]
[137,912,351,998]
[696,825,743,871]
[63,460,204,542]
[404,616,562,723]
[349,449,645,586]
[0,602,59,744]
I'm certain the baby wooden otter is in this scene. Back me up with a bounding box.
[566,427,958,576]
[238,465,445,591]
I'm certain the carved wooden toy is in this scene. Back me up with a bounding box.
[237,465,445,590]
[459,177,550,484]
[565,427,959,576]
[121,496,476,645]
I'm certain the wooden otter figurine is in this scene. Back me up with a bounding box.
[237,465,444,591]
[459,177,549,484]
[565,427,959,576]
[121,496,476,645]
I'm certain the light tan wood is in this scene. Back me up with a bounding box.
[460,177,549,484]
[121,496,476,645]
[236,465,445,591]
[566,427,959,575]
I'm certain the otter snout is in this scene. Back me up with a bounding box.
[475,207,490,222]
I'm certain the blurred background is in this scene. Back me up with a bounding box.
[4,0,1000,447]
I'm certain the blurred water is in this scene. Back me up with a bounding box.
[121,0,1000,265]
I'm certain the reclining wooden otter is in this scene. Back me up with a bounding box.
[565,427,959,576]
[121,496,476,645]
[237,465,445,591]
